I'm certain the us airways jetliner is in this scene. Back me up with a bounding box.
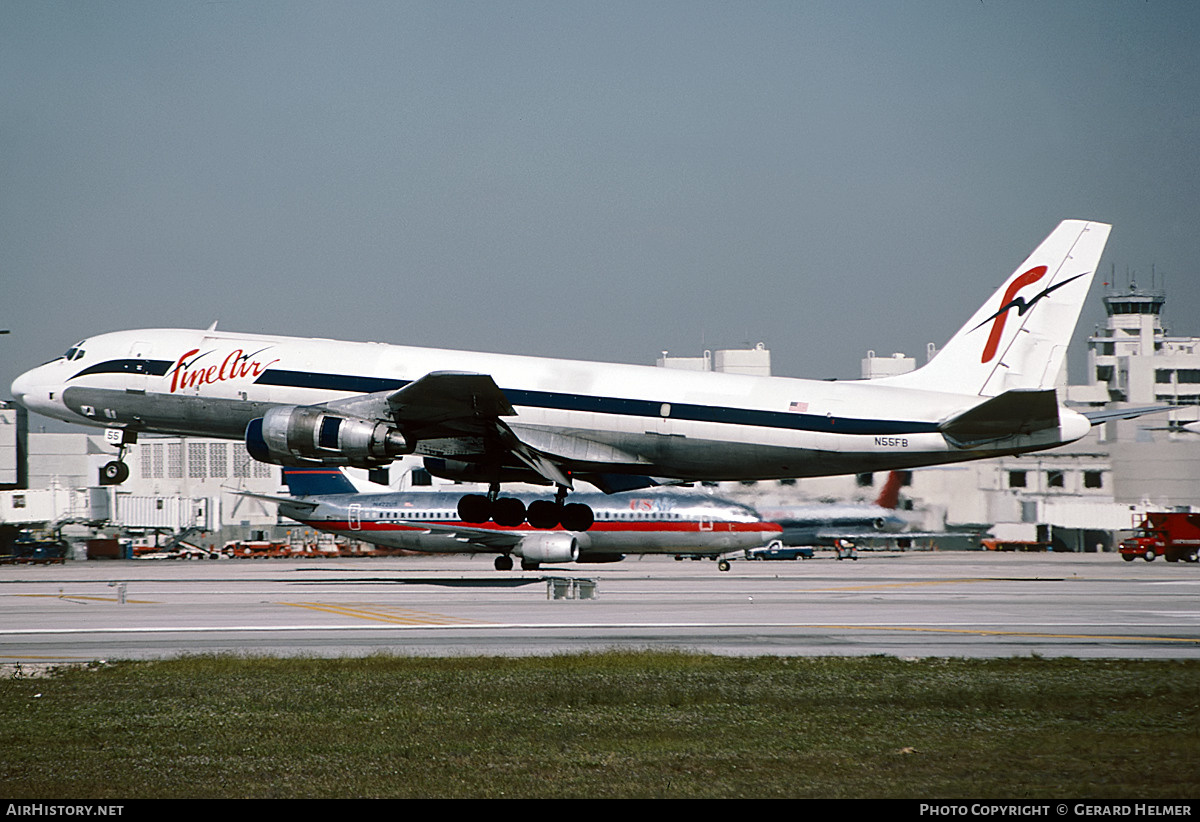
[12,220,1111,532]
[255,468,779,570]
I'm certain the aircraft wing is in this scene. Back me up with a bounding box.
[324,371,645,490]
[387,372,517,431]
[324,371,515,437]
[413,522,527,550]
[780,529,981,548]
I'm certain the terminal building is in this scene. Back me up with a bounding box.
[2,283,1198,558]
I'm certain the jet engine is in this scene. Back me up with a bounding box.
[245,405,410,468]
[514,533,579,564]
[423,457,548,486]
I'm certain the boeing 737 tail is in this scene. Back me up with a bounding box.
[876,220,1111,397]
[281,467,359,496]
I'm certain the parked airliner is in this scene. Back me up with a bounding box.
[253,468,778,570]
[755,470,908,546]
[12,220,1112,533]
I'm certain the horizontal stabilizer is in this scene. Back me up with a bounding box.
[939,389,1059,447]
[229,489,320,512]
[1081,405,1173,426]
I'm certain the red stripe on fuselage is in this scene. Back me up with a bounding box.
[298,519,781,534]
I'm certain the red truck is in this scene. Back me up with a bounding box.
[1119,513,1200,563]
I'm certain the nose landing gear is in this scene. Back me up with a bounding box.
[99,428,137,485]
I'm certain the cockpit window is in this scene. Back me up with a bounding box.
[62,342,86,361]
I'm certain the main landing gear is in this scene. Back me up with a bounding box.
[457,485,595,531]
[493,554,540,572]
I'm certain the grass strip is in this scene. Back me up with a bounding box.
[1,652,1197,798]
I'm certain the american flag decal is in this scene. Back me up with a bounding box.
[788,401,808,413]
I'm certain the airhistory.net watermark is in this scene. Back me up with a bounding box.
[6,806,124,817]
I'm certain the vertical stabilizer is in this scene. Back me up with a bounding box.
[282,467,359,496]
[873,471,903,510]
[875,220,1111,396]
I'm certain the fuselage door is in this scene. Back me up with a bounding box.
[348,503,362,531]
[128,341,153,393]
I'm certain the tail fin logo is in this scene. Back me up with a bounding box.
[975,268,1087,363]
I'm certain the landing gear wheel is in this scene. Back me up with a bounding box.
[718,559,731,572]
[492,497,526,527]
[560,502,594,532]
[494,555,513,571]
[526,499,560,529]
[101,460,130,485]
[457,494,492,523]
[520,558,541,571]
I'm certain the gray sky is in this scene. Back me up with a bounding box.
[3,1,1198,410]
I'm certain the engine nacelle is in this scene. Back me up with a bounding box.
[423,457,548,486]
[514,533,579,564]
[245,405,410,468]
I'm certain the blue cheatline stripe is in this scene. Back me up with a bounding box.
[68,360,940,437]
[70,359,173,379]
[253,368,937,437]
[254,369,404,395]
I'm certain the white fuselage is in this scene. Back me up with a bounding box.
[10,326,1092,483]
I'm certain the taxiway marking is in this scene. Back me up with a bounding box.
[282,601,485,625]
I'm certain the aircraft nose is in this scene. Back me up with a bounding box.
[10,363,61,415]
[10,368,34,407]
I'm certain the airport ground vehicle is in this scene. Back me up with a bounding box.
[746,541,814,561]
[1118,513,1200,563]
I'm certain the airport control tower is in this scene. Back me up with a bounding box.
[1086,279,1200,406]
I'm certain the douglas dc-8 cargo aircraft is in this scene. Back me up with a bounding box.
[13,220,1114,532]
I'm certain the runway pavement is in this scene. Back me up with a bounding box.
[2,551,1198,665]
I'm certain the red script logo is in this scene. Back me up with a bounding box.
[979,266,1048,364]
[168,348,279,393]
